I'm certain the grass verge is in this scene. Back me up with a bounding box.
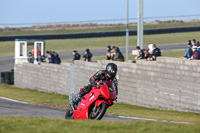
[1,117,200,133]
[0,31,198,56]
[0,84,200,124]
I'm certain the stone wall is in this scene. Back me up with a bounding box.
[15,63,71,95]
[14,57,200,113]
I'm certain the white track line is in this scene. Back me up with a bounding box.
[118,116,191,124]
[0,96,28,104]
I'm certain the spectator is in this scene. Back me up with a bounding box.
[36,51,42,65]
[113,47,124,62]
[47,53,54,63]
[197,41,200,47]
[72,50,81,61]
[143,50,150,61]
[27,52,34,63]
[188,40,192,45]
[32,47,40,56]
[146,44,161,61]
[44,51,50,62]
[54,52,61,64]
[83,48,93,62]
[112,46,116,51]
[181,42,193,59]
[110,49,116,60]
[197,41,200,52]
[191,39,196,46]
[41,55,46,62]
[191,46,200,60]
[152,44,161,56]
[135,46,144,60]
[107,45,112,60]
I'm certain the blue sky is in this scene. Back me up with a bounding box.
[0,0,199,24]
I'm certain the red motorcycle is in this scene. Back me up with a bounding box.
[65,81,117,120]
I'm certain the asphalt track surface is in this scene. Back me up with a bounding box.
[0,43,187,73]
[0,97,191,124]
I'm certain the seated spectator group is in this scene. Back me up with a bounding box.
[28,49,61,65]
[107,45,124,62]
[135,43,161,61]
[181,39,200,60]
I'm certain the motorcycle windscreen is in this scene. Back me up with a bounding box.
[106,81,117,101]
[100,81,116,100]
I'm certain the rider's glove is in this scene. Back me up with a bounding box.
[96,83,101,88]
[96,80,103,88]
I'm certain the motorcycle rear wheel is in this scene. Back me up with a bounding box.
[89,102,108,120]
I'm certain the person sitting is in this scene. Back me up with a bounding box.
[107,45,112,60]
[110,49,116,60]
[191,39,197,46]
[41,55,46,62]
[135,46,144,60]
[113,47,124,62]
[191,46,200,60]
[181,42,193,59]
[145,44,161,61]
[54,52,61,64]
[27,52,34,63]
[47,53,54,64]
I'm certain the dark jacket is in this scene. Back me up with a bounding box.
[150,47,161,60]
[83,49,92,62]
[107,47,111,60]
[54,54,61,64]
[89,70,118,95]
[48,54,55,63]
[73,53,81,61]
[137,50,145,59]
[28,55,34,63]
[115,47,124,62]
[153,47,161,56]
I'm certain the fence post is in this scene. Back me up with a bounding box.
[69,64,74,102]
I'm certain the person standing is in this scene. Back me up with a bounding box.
[107,45,112,60]
[72,50,81,62]
[83,49,93,62]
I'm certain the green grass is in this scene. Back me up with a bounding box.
[162,49,187,57]
[0,85,69,107]
[1,117,200,133]
[0,84,200,124]
[0,31,198,56]
[1,21,200,36]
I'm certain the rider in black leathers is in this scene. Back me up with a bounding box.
[72,63,118,104]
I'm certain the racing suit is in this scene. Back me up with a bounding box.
[79,70,118,96]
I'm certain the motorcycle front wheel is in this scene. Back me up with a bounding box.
[89,102,108,120]
[65,109,74,119]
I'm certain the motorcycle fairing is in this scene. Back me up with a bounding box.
[73,88,100,119]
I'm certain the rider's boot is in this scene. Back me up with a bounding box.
[70,93,82,105]
[70,85,90,105]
